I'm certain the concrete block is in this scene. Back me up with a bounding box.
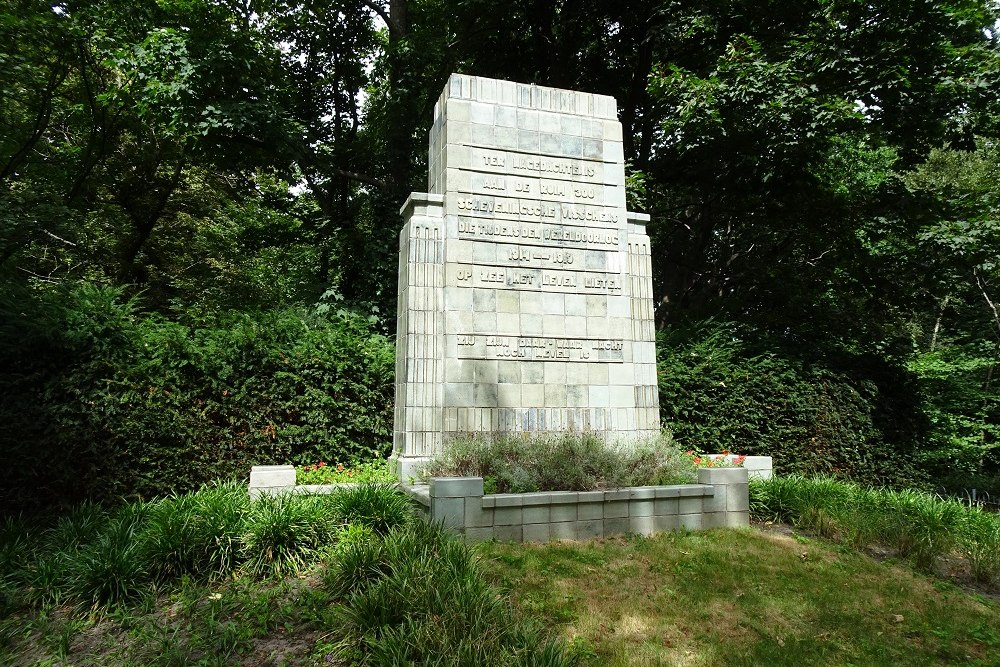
[678,513,703,530]
[492,494,523,507]
[698,467,749,486]
[493,506,523,526]
[465,526,495,543]
[654,498,679,515]
[429,477,484,498]
[628,487,657,500]
[523,505,551,524]
[605,489,630,501]
[576,519,603,540]
[703,486,728,513]
[603,517,628,536]
[727,485,750,512]
[465,499,494,527]
[678,497,703,515]
[654,487,681,498]
[550,521,578,541]
[431,497,466,529]
[653,514,679,532]
[523,522,550,543]
[494,524,523,542]
[604,501,629,518]
[249,465,295,490]
[629,515,656,536]
[577,501,604,521]
[629,499,655,517]
[550,503,578,522]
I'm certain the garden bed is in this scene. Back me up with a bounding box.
[248,458,773,543]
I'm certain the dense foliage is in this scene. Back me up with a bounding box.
[0,285,394,509]
[2,0,999,507]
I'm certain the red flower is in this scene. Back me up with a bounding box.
[336,464,345,472]
[318,461,326,468]
[693,456,702,465]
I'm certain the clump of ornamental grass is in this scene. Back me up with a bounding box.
[324,483,412,536]
[240,493,334,578]
[140,480,250,580]
[750,475,993,575]
[67,501,151,606]
[325,520,574,666]
[422,431,694,493]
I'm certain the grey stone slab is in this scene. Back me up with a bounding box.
[465,526,495,543]
[577,502,604,521]
[678,514,703,531]
[605,489,630,501]
[481,496,497,508]
[576,519,603,540]
[465,499,494,528]
[727,485,750,512]
[702,486,728,513]
[654,486,682,499]
[550,503,578,523]
[520,492,553,506]
[653,514,679,532]
[432,497,466,529]
[523,505,551,524]
[491,494,523,507]
[604,501,628,518]
[629,515,656,536]
[629,499,655,517]
[654,498,679,516]
[493,507,523,526]
[523,522,551,543]
[628,487,657,500]
[697,467,749,486]
[494,524,523,542]
[577,491,604,503]
[429,477,484,498]
[548,492,579,505]
[550,521,578,541]
[603,517,628,536]
[678,497,703,515]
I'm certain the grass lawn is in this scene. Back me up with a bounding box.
[479,526,1000,667]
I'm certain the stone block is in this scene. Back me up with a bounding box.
[629,499,655,517]
[550,503,578,523]
[603,517,628,536]
[576,519,603,540]
[653,514,679,532]
[465,499,494,528]
[703,486,728,513]
[629,515,656,536]
[697,467,749,486]
[494,524,523,542]
[678,513,703,530]
[523,504,551,524]
[577,501,604,521]
[678,497,703,515]
[429,477,484,498]
[550,521,578,541]
[727,485,750,512]
[654,498,679,515]
[603,500,629,518]
[465,526,495,543]
[493,507,523,526]
[431,497,466,529]
[523,523,550,543]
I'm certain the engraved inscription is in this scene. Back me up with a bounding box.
[449,264,623,293]
[467,147,604,183]
[457,219,620,246]
[454,334,626,362]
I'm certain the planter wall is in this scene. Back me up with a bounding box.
[401,467,750,543]
[249,458,767,544]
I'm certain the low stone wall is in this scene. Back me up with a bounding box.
[401,468,750,543]
[249,459,768,544]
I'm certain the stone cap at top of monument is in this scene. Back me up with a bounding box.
[435,74,618,121]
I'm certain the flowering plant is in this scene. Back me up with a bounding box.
[295,458,396,484]
[686,449,746,468]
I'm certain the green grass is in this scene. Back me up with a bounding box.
[0,481,568,666]
[751,475,1000,579]
[479,529,1000,666]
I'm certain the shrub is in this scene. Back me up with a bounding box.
[657,319,930,487]
[297,458,396,485]
[423,432,694,493]
[0,283,395,510]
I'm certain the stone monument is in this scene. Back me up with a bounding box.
[393,74,658,479]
